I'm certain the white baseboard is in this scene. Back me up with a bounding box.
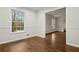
[0,35,36,44]
[66,42,79,48]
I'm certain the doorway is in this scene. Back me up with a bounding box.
[45,8,66,51]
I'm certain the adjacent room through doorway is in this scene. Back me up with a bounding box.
[45,8,66,51]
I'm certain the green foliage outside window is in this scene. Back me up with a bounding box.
[12,9,24,32]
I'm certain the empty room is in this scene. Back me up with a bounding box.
[45,8,66,51]
[0,7,79,52]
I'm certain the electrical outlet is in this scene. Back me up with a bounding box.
[26,34,30,36]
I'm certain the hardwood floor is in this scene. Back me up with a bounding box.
[0,37,47,52]
[46,32,79,52]
[45,32,66,52]
[66,45,79,52]
[0,32,79,52]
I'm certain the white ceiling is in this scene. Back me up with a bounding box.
[25,7,57,11]
[47,8,66,17]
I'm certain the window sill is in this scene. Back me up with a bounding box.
[10,31,25,34]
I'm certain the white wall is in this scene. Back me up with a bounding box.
[56,15,66,32]
[66,7,79,47]
[46,8,66,33]
[36,7,63,37]
[46,14,56,33]
[0,7,37,44]
[0,7,58,44]
[36,11,45,38]
[0,7,66,44]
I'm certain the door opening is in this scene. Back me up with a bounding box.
[45,8,66,51]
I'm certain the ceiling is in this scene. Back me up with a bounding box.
[25,7,57,11]
[47,8,66,17]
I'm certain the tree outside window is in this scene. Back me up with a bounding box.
[12,9,24,32]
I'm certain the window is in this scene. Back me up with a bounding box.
[12,9,24,32]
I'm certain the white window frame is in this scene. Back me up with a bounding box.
[11,9,25,33]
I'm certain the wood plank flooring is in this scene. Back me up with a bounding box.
[45,32,66,52]
[0,37,47,52]
[46,32,79,52]
[0,32,79,52]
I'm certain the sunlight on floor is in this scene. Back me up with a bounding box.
[51,34,56,42]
